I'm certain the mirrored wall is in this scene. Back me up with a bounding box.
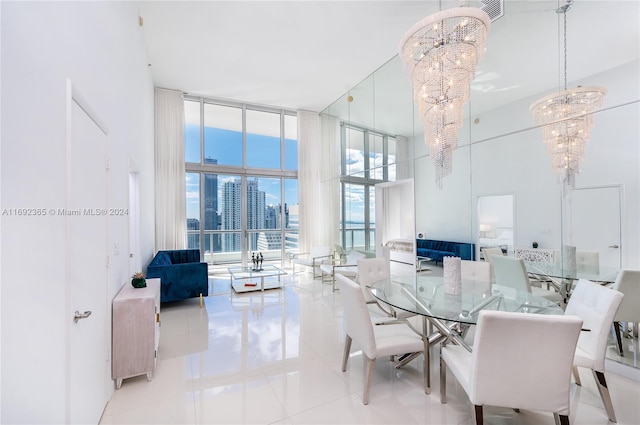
[320,0,639,368]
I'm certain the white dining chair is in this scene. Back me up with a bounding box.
[481,247,504,262]
[565,278,624,423]
[553,250,600,271]
[490,254,562,303]
[440,310,583,425]
[576,251,600,268]
[357,256,417,320]
[481,247,504,283]
[611,269,640,355]
[337,273,428,405]
[290,246,331,278]
[355,257,396,318]
[461,260,491,283]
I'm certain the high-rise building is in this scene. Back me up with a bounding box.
[246,179,265,250]
[187,218,200,249]
[221,178,242,252]
[203,157,220,253]
[265,204,278,229]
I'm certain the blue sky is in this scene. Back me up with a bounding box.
[186,125,297,169]
[185,124,298,220]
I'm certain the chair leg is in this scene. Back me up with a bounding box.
[424,337,431,395]
[613,322,624,356]
[440,352,447,404]
[593,370,617,423]
[341,335,352,372]
[363,357,376,405]
[474,405,484,425]
[572,366,582,386]
[553,413,570,425]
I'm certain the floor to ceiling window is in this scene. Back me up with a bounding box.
[341,123,396,252]
[184,97,298,266]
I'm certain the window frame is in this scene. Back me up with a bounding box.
[184,96,298,266]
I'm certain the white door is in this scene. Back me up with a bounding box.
[569,186,622,269]
[129,172,141,275]
[68,94,110,423]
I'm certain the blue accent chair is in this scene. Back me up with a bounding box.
[146,249,208,303]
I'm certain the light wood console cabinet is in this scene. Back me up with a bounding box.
[112,278,160,389]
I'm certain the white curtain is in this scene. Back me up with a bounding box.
[154,88,186,251]
[297,110,324,253]
[320,113,341,250]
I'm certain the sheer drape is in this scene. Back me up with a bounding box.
[154,88,186,251]
[298,110,328,253]
[320,114,341,249]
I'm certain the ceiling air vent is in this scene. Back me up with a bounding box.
[481,0,504,22]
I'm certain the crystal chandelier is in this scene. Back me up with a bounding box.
[529,0,606,189]
[399,6,491,188]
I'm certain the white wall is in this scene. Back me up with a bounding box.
[1,2,154,422]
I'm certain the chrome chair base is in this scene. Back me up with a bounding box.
[573,366,617,423]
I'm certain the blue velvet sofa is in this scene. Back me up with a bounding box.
[416,239,475,264]
[146,249,208,303]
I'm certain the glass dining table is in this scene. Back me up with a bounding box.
[524,261,619,302]
[370,275,565,394]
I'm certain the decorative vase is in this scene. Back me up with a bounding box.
[131,278,146,288]
[443,256,462,295]
[532,242,539,248]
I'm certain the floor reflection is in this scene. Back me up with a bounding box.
[607,327,639,369]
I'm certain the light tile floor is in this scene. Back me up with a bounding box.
[100,271,640,425]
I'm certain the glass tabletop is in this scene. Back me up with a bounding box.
[228,265,286,279]
[524,261,619,283]
[370,275,564,325]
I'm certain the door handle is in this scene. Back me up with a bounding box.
[608,244,620,249]
[74,310,92,323]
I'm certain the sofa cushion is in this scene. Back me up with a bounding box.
[153,252,172,266]
[166,249,200,264]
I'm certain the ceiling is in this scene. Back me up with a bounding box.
[138,1,639,113]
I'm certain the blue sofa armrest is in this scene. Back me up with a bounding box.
[454,244,475,261]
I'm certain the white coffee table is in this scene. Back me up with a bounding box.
[228,265,287,293]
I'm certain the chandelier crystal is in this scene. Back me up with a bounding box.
[530,1,605,188]
[399,7,490,188]
[530,86,606,188]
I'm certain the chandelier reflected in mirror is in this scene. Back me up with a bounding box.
[399,7,490,188]
[530,0,606,189]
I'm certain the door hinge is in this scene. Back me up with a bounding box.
[106,157,111,171]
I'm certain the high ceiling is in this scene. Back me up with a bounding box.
[138,1,639,113]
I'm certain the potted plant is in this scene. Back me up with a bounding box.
[131,272,146,288]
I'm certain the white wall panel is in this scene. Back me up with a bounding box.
[1,2,154,422]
